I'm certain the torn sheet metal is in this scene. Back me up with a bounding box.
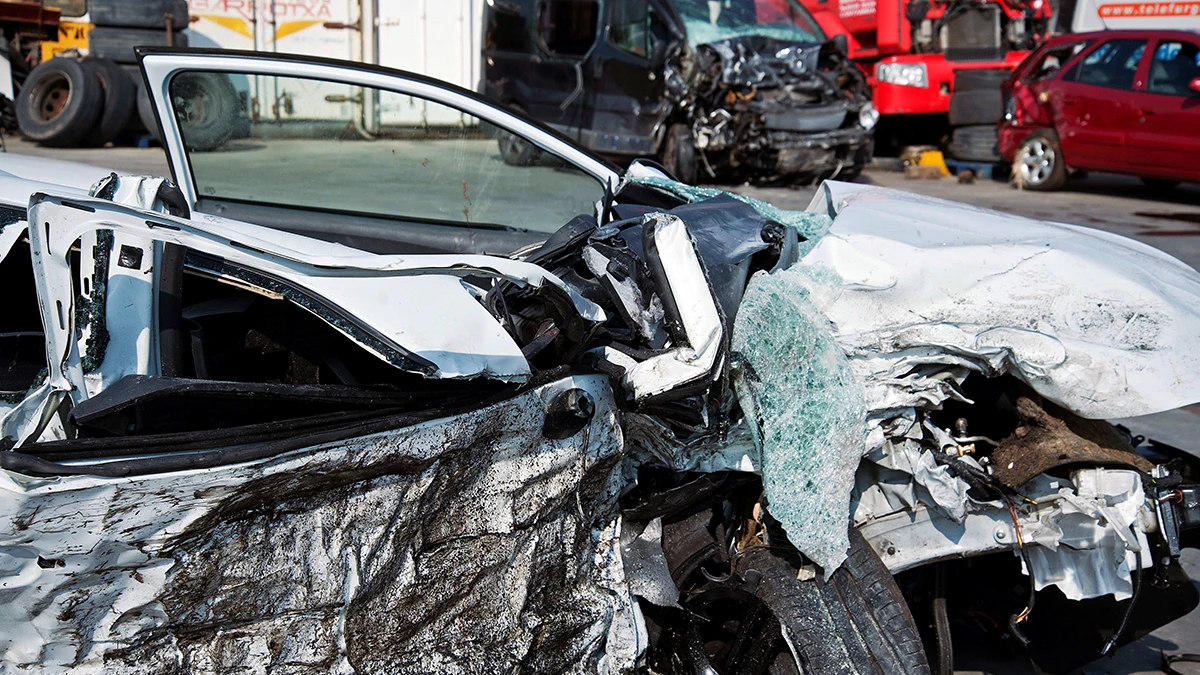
[860,469,1154,601]
[804,181,1200,420]
[26,194,604,387]
[0,376,643,674]
[731,264,867,576]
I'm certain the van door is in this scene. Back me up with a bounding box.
[524,0,602,139]
[580,0,673,157]
[1126,37,1200,182]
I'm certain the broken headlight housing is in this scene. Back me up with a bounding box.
[858,102,879,130]
[876,62,928,88]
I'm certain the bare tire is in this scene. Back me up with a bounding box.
[658,527,932,674]
[1015,130,1067,191]
[88,27,188,65]
[947,124,1001,163]
[497,103,540,166]
[660,123,697,184]
[88,0,189,29]
[16,58,103,147]
[81,57,135,146]
[171,72,240,151]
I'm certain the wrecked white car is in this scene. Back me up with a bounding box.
[1,48,1199,675]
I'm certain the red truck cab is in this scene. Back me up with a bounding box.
[799,0,1054,158]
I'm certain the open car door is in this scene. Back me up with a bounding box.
[137,48,621,256]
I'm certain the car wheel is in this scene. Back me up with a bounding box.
[15,57,103,147]
[1141,177,1180,192]
[171,72,240,151]
[661,123,698,184]
[81,57,135,147]
[1015,131,1067,191]
[655,528,932,675]
[495,103,540,166]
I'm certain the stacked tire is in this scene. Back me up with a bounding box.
[946,69,1008,163]
[15,0,187,146]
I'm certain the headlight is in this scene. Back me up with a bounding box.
[858,102,879,130]
[876,62,928,88]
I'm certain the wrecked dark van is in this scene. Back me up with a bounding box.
[482,0,877,183]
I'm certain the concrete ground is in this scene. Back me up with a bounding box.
[2,138,1198,674]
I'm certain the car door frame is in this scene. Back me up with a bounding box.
[136,48,622,229]
[1125,34,1200,182]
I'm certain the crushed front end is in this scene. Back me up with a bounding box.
[686,37,875,183]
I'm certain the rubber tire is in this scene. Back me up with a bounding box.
[947,124,1001,162]
[1014,130,1067,191]
[948,89,1003,125]
[1141,177,1180,192]
[15,57,103,147]
[737,529,932,675]
[953,68,1010,92]
[171,72,240,151]
[88,27,189,65]
[660,123,697,184]
[88,0,188,30]
[81,57,134,146]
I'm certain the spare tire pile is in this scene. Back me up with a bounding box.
[15,0,188,147]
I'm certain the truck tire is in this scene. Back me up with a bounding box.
[88,0,189,30]
[658,528,932,674]
[15,58,103,147]
[661,123,697,184]
[948,89,1003,125]
[947,125,1001,162]
[172,72,240,151]
[497,103,541,166]
[953,68,1010,92]
[88,27,189,65]
[81,57,135,146]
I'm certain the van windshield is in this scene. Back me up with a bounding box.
[676,0,826,46]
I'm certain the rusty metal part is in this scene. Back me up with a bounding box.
[991,397,1153,488]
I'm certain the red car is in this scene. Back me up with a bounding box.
[998,30,1200,191]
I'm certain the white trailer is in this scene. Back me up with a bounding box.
[1068,0,1200,32]
[185,0,486,125]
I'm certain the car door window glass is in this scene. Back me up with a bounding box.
[1147,41,1200,95]
[1067,39,1146,90]
[609,0,651,58]
[537,0,600,57]
[171,72,605,235]
[1023,41,1088,83]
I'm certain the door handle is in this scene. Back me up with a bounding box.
[1062,95,1079,105]
[1138,109,1154,123]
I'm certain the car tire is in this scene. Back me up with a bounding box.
[947,124,1002,162]
[15,57,103,147]
[171,72,240,151]
[948,89,1003,125]
[1141,177,1180,192]
[953,68,1010,92]
[88,27,188,65]
[496,103,541,166]
[1014,130,1067,191]
[657,528,932,674]
[661,123,697,184]
[88,0,189,30]
[81,57,135,146]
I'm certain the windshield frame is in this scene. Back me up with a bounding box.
[675,0,827,46]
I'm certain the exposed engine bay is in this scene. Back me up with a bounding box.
[0,173,1198,673]
[682,36,875,182]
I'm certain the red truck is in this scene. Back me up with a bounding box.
[797,0,1055,160]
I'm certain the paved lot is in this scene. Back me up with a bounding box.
[2,139,1198,674]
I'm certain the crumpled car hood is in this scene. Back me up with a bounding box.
[702,36,823,88]
[802,181,1200,419]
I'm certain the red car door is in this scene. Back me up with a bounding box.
[1126,37,1200,182]
[1049,38,1148,171]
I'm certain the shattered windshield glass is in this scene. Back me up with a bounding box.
[675,0,826,46]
